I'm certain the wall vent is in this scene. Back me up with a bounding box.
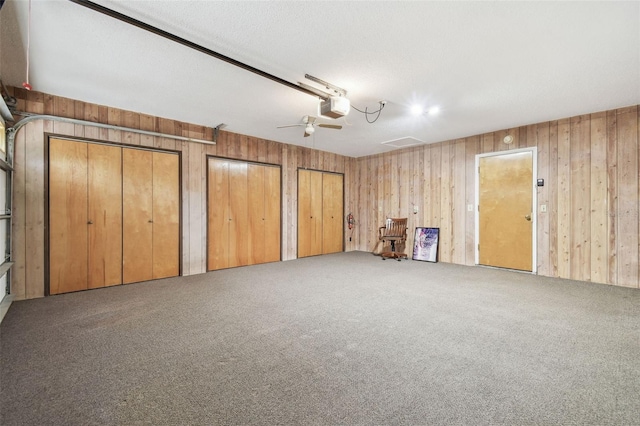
[380,136,425,148]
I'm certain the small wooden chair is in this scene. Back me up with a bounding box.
[378,218,408,261]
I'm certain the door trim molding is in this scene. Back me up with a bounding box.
[474,147,538,273]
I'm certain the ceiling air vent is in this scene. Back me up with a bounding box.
[381,137,425,148]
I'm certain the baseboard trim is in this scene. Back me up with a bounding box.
[0,294,14,324]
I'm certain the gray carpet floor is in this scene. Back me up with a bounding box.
[1,251,639,425]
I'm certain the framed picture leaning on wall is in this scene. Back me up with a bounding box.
[412,227,439,262]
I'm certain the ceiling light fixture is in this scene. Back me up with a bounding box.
[410,105,440,116]
[410,105,424,116]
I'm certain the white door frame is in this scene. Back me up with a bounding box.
[474,147,537,273]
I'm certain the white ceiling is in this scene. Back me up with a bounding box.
[1,1,639,158]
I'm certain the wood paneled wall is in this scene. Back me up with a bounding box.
[353,106,640,288]
[8,86,638,299]
[8,88,357,300]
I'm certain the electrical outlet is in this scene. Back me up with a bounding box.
[413,205,419,214]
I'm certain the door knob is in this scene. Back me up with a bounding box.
[525,214,532,221]
[87,221,93,225]
[148,219,153,223]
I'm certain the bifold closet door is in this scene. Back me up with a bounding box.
[123,149,153,284]
[207,158,281,270]
[50,140,178,293]
[298,169,323,258]
[207,158,230,270]
[49,139,123,294]
[87,143,122,288]
[248,164,266,265]
[152,152,180,279]
[263,166,281,263]
[322,173,343,254]
[297,170,312,258]
[298,170,344,258]
[247,164,282,264]
[49,139,89,294]
[123,149,179,284]
[229,161,249,268]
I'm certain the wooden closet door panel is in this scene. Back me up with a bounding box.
[152,151,180,279]
[208,158,230,270]
[49,139,88,294]
[310,170,324,256]
[123,149,153,284]
[87,143,122,288]
[264,166,281,263]
[297,169,311,258]
[247,164,265,265]
[229,161,248,267]
[322,173,344,254]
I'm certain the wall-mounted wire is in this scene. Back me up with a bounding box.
[351,101,386,123]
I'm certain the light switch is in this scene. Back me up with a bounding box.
[541,204,547,212]
[467,204,473,212]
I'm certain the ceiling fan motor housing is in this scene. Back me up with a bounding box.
[320,96,350,119]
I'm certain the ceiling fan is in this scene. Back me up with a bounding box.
[277,115,342,137]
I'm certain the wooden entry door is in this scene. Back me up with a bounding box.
[478,150,534,271]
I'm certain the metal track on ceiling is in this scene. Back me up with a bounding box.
[68,0,329,100]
